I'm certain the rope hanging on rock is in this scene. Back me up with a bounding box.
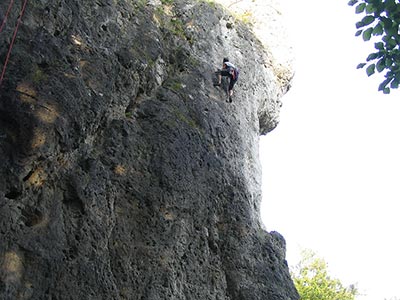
[0,0,15,34]
[0,0,29,88]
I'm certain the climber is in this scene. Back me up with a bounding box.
[214,57,239,102]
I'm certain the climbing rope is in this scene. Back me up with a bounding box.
[0,0,15,34]
[0,0,29,88]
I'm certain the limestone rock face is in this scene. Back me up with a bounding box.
[0,1,298,300]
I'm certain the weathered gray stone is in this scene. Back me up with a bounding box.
[0,0,298,299]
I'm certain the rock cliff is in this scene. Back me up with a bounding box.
[0,0,298,299]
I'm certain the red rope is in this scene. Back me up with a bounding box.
[0,0,29,87]
[0,0,15,34]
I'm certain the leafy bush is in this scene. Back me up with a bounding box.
[349,0,400,93]
[291,250,358,300]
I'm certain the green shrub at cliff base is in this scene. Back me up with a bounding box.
[291,250,358,300]
[349,0,400,94]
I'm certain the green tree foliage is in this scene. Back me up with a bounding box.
[348,0,400,93]
[291,250,358,300]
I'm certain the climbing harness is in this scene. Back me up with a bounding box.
[0,0,29,87]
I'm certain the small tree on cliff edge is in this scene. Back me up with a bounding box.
[348,0,400,94]
[291,249,358,300]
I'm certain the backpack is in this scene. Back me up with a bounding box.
[229,66,239,80]
[225,61,239,80]
[233,67,239,80]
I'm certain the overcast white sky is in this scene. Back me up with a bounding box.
[260,1,400,300]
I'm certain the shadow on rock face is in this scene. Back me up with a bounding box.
[0,81,61,166]
[0,91,37,163]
